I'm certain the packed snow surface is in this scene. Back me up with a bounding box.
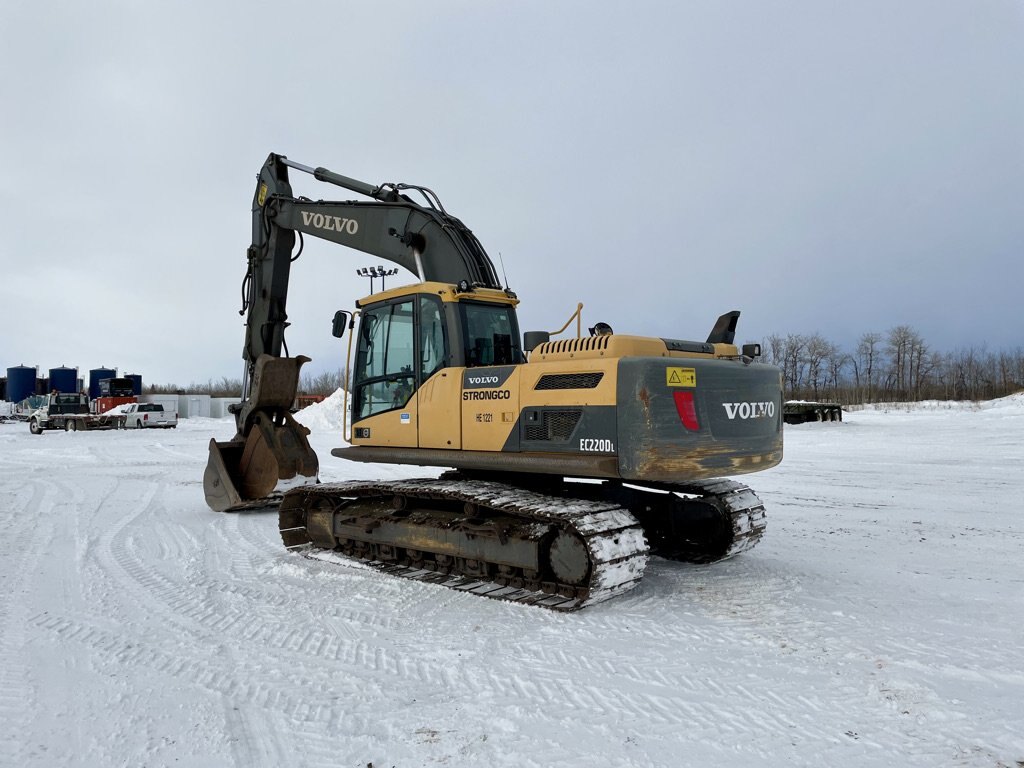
[1,397,1022,767]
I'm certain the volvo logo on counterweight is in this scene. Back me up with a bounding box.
[722,401,775,420]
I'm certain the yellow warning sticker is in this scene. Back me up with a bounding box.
[666,367,696,387]
[257,183,268,207]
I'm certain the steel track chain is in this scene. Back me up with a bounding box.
[664,478,768,562]
[280,477,767,609]
[281,478,649,611]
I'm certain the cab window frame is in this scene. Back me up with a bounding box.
[458,300,523,368]
[351,294,450,421]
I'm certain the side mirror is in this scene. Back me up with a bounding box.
[523,330,550,353]
[331,310,351,339]
[742,343,761,358]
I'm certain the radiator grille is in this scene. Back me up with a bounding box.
[524,410,582,442]
[535,372,604,390]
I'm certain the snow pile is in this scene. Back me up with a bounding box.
[981,391,1024,413]
[848,400,982,413]
[292,387,347,434]
[847,393,1024,416]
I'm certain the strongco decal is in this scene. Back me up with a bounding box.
[463,390,511,402]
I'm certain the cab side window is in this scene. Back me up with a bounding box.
[419,297,447,379]
[353,300,415,418]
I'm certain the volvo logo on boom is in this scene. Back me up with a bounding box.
[300,211,359,235]
[722,401,775,420]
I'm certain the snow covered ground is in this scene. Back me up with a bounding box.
[1,396,1022,768]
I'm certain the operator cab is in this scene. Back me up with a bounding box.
[350,282,522,421]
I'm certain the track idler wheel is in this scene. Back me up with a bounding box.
[547,530,591,586]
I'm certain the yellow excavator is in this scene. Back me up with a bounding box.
[204,153,783,610]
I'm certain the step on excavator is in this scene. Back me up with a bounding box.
[204,153,784,610]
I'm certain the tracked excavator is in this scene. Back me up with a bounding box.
[204,153,784,610]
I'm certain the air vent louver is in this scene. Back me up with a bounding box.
[535,372,604,390]
[536,336,611,355]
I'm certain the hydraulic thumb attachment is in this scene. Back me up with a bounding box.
[203,355,319,512]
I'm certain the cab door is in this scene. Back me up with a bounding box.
[351,294,459,449]
[351,298,418,447]
[416,296,461,449]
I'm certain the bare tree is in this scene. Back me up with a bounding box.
[886,325,928,399]
[802,333,830,400]
[855,332,882,403]
[782,334,806,395]
[824,343,850,401]
[299,369,346,396]
[762,334,785,369]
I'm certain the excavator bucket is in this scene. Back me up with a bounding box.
[203,355,319,511]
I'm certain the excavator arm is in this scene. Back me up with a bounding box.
[205,153,503,511]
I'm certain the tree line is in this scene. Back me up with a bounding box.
[760,326,1024,404]
[146,327,1024,404]
[145,369,345,398]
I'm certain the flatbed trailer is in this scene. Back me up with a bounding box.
[783,401,843,424]
[28,393,125,433]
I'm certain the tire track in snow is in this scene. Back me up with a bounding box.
[225,510,412,632]
[0,480,57,764]
[44,485,462,764]
[220,528,872,739]
[25,613,380,725]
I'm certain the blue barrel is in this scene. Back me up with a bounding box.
[48,366,79,395]
[89,367,117,400]
[125,373,143,396]
[6,366,38,404]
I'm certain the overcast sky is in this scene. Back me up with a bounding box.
[3,1,1021,386]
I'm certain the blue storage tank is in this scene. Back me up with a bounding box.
[89,367,117,400]
[48,366,79,395]
[125,373,143,396]
[7,365,38,404]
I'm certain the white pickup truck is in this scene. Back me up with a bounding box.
[122,402,178,429]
